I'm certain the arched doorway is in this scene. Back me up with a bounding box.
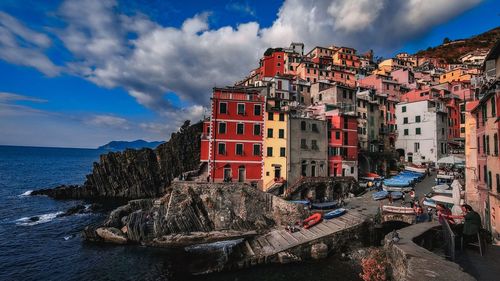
[223,164,231,181]
[358,154,370,174]
[311,161,316,177]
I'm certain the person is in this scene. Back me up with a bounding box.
[427,207,434,222]
[402,192,406,203]
[447,204,482,245]
[388,193,393,204]
[414,203,424,222]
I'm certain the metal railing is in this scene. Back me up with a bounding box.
[441,219,456,261]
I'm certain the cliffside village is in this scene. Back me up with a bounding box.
[198,41,500,241]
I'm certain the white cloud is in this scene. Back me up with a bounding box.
[0,11,60,76]
[0,92,47,103]
[85,115,130,130]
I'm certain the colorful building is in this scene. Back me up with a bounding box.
[326,109,358,178]
[200,88,265,186]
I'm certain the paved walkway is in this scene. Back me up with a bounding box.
[456,243,500,281]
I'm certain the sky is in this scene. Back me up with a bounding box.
[0,0,498,148]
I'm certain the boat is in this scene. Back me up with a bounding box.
[324,208,347,219]
[432,184,450,193]
[311,201,338,210]
[362,173,382,181]
[289,200,309,205]
[404,165,427,174]
[302,213,322,229]
[372,190,389,200]
[382,205,415,214]
[383,185,413,192]
[437,174,454,180]
[390,191,403,200]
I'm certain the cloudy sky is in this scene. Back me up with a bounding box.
[0,0,497,148]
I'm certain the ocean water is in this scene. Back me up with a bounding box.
[0,145,361,281]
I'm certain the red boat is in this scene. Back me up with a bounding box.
[302,213,322,229]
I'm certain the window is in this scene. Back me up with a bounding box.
[253,124,261,136]
[414,142,420,152]
[343,90,347,99]
[402,106,406,113]
[219,102,227,114]
[301,121,306,131]
[494,133,498,156]
[236,143,243,155]
[267,147,273,157]
[280,147,286,157]
[335,131,341,139]
[442,128,445,135]
[237,103,245,115]
[312,123,319,132]
[279,113,285,121]
[267,128,273,138]
[300,139,307,149]
[279,129,285,138]
[218,143,226,155]
[311,140,318,150]
[343,132,348,145]
[219,122,226,134]
[416,128,421,135]
[254,104,261,116]
[484,165,487,184]
[268,112,274,120]
[488,171,492,189]
[403,117,408,124]
[415,115,421,123]
[253,144,260,156]
[497,174,500,193]
[237,123,244,134]
[486,135,490,155]
[404,129,408,135]
[492,97,496,117]
[277,80,282,90]
[483,135,486,154]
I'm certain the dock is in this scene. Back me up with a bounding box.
[235,208,369,267]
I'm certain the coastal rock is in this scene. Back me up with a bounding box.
[32,121,203,200]
[96,227,128,244]
[310,243,328,260]
[85,182,307,247]
[57,204,86,217]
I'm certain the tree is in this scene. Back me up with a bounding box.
[443,37,451,44]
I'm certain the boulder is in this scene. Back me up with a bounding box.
[95,227,128,244]
[311,243,328,260]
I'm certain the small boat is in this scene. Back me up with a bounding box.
[289,200,309,205]
[382,205,415,214]
[390,191,403,200]
[362,173,382,181]
[383,185,413,192]
[372,190,389,200]
[405,165,426,174]
[324,208,347,219]
[303,213,322,229]
[423,197,437,208]
[311,201,338,210]
[437,174,454,180]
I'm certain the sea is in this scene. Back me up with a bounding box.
[0,145,361,281]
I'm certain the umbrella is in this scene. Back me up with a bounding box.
[451,180,464,218]
[437,155,465,165]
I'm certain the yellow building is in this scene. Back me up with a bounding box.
[263,110,288,192]
[439,68,472,84]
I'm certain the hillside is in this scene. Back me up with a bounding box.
[98,140,164,151]
[415,26,500,63]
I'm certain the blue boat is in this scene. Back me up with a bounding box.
[311,201,338,210]
[372,190,389,200]
[289,200,309,205]
[390,191,403,200]
[324,208,347,219]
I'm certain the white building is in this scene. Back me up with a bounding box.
[395,100,448,164]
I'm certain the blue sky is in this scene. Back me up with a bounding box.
[0,0,498,148]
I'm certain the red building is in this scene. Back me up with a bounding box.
[200,87,265,186]
[258,49,285,78]
[326,110,358,178]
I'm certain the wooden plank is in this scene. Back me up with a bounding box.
[244,240,255,256]
[249,239,263,255]
[323,220,343,231]
[291,229,309,240]
[299,228,316,239]
[327,218,346,228]
[269,231,290,249]
[280,230,300,244]
[307,226,323,236]
[315,223,332,234]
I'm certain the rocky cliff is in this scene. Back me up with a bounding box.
[85,182,307,247]
[32,121,203,199]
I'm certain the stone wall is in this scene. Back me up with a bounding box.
[384,222,476,281]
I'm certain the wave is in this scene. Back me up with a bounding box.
[16,211,64,226]
[19,190,33,197]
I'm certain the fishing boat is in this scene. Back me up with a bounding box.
[324,208,347,219]
[432,184,450,192]
[302,213,322,229]
[372,190,389,200]
[311,201,338,210]
[382,205,415,214]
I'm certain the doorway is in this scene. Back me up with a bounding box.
[223,164,231,181]
[238,165,245,182]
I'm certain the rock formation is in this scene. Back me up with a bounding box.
[32,121,203,199]
[86,182,307,246]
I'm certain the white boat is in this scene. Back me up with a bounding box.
[432,184,450,193]
[436,174,454,180]
[382,205,415,214]
[404,166,426,174]
[383,185,413,192]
